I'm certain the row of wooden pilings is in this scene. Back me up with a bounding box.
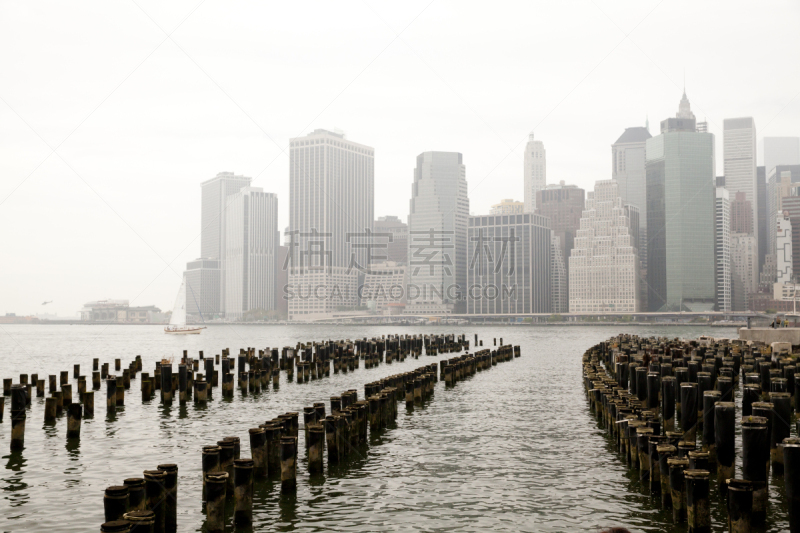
[194,342,519,532]
[0,335,469,450]
[95,336,519,532]
[1,355,143,449]
[583,334,800,533]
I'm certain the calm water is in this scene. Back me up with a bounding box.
[0,324,790,532]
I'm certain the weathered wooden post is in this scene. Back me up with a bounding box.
[10,385,26,450]
[233,458,254,526]
[157,464,178,533]
[280,436,297,492]
[104,485,130,523]
[143,469,167,533]
[204,472,227,533]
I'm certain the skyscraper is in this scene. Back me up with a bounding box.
[523,134,546,213]
[714,188,731,312]
[757,165,767,276]
[731,191,753,234]
[467,213,551,314]
[776,211,792,285]
[646,93,716,311]
[731,233,757,311]
[764,137,800,175]
[550,235,568,313]
[287,129,374,319]
[767,165,800,258]
[535,182,585,304]
[185,258,220,319]
[224,187,279,319]
[612,126,651,266]
[374,216,408,264]
[724,117,758,287]
[196,171,252,316]
[407,151,469,314]
[569,180,640,313]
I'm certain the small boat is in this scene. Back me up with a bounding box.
[165,277,205,335]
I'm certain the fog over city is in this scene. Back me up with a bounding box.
[1,0,799,318]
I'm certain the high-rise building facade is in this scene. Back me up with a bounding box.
[535,182,585,274]
[361,261,407,313]
[466,213,551,314]
[374,216,408,264]
[714,188,731,312]
[197,172,252,316]
[764,137,800,175]
[523,134,546,213]
[490,199,524,215]
[731,233,757,311]
[550,235,568,313]
[724,118,757,214]
[776,211,793,285]
[612,126,651,267]
[731,191,753,234]
[767,165,800,258]
[185,258,221,319]
[569,180,640,313]
[724,117,758,298]
[287,129,374,319]
[757,165,766,276]
[224,187,279,319]
[781,193,800,278]
[407,152,469,315]
[646,93,716,311]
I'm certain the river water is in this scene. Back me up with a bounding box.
[0,323,790,532]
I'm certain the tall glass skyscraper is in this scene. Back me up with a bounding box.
[407,151,469,314]
[646,93,716,311]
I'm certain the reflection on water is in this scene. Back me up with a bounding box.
[0,324,792,532]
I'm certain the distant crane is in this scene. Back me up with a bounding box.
[42,301,52,306]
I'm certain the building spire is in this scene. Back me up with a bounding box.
[676,90,695,120]
[645,115,649,133]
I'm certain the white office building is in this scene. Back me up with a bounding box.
[407,151,469,315]
[569,180,640,313]
[198,172,253,315]
[714,187,731,312]
[224,187,279,319]
[551,235,568,313]
[724,117,758,261]
[523,134,546,213]
[287,129,374,319]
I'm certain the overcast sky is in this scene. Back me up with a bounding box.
[1,0,799,317]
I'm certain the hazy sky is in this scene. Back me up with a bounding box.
[1,0,799,317]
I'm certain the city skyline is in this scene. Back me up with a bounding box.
[2,1,800,316]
